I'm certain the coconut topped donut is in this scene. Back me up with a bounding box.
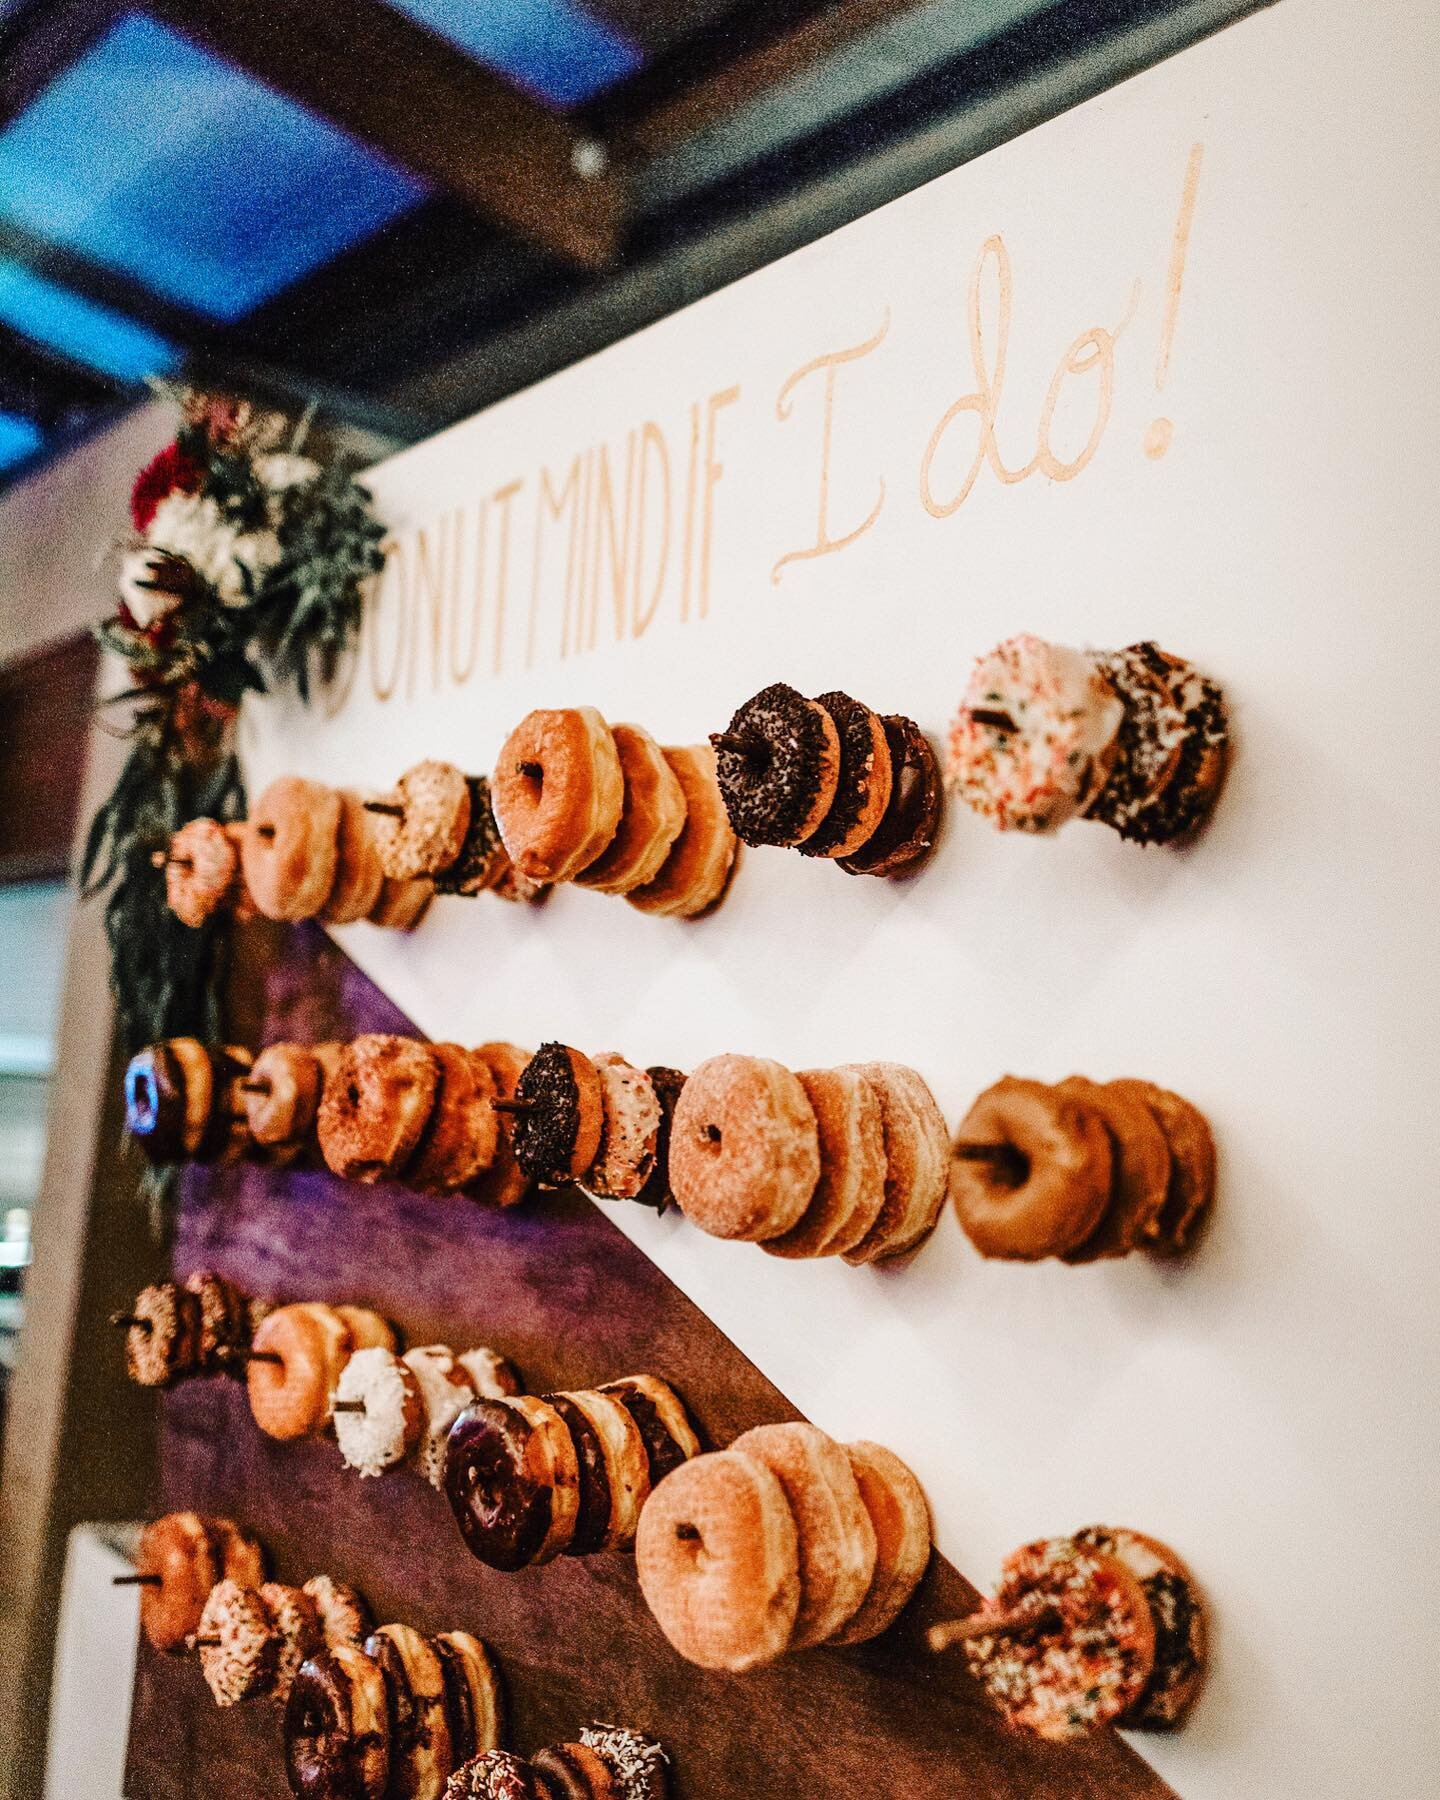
[372,760,473,881]
[577,1725,670,1800]
[333,1347,423,1479]
[710,683,840,847]
[445,1752,545,1800]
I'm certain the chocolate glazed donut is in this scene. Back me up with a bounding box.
[285,1647,390,1800]
[598,1380,694,1486]
[444,1399,557,1572]
[838,716,944,880]
[123,1044,189,1162]
[797,691,892,860]
[511,1043,600,1185]
[544,1394,612,1557]
[632,1068,686,1212]
[710,683,839,847]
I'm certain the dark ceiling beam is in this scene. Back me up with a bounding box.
[0,323,120,427]
[146,0,629,270]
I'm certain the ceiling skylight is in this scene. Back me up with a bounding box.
[382,0,644,107]
[0,260,180,382]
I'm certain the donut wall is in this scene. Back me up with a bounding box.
[210,0,1439,1793]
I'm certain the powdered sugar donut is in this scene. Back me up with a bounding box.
[403,1345,478,1487]
[242,777,342,920]
[584,1055,661,1201]
[164,817,238,926]
[333,1347,424,1478]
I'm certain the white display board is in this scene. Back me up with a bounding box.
[243,1,1440,1791]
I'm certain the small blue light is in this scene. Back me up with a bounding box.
[0,13,430,323]
[0,259,180,382]
[0,410,44,473]
[383,0,643,107]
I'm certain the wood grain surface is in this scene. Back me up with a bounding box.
[124,921,1177,1800]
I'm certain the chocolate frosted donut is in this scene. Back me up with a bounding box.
[710,683,840,847]
[597,1376,700,1487]
[285,1644,391,1800]
[838,716,943,880]
[545,1393,612,1556]
[632,1068,686,1213]
[434,778,509,896]
[798,691,892,859]
[1124,643,1230,843]
[431,1631,503,1765]
[1085,646,1187,842]
[511,1043,603,1186]
[363,1623,452,1800]
[124,1043,189,1163]
[444,1397,565,1572]
[577,1726,670,1800]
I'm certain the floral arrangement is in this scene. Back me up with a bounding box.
[82,390,386,1053]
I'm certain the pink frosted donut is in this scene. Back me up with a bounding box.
[584,1055,662,1201]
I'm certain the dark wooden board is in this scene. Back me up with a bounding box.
[124,921,1177,1800]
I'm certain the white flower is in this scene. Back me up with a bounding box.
[253,452,319,492]
[118,550,176,630]
[147,491,279,607]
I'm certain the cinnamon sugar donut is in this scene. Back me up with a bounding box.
[1058,1077,1172,1262]
[373,761,473,881]
[828,1442,932,1645]
[1072,1526,1208,1729]
[367,875,433,931]
[511,1043,604,1186]
[198,1578,280,1706]
[711,684,840,847]
[731,1422,876,1648]
[949,1077,1113,1261]
[403,1345,478,1488]
[583,1056,661,1202]
[572,723,687,895]
[247,1302,353,1441]
[407,1045,498,1195]
[492,708,624,884]
[798,691,893,860]
[211,1517,266,1589]
[243,777,342,920]
[317,1036,441,1183]
[762,1067,886,1260]
[245,1044,323,1148]
[165,817,239,926]
[625,746,738,920]
[334,1347,424,1478]
[285,1642,391,1800]
[135,1511,222,1652]
[445,1395,580,1571]
[467,1043,532,1210]
[838,1063,949,1264]
[838,716,943,880]
[321,793,386,925]
[635,1449,800,1671]
[1109,1079,1215,1255]
[669,1055,819,1241]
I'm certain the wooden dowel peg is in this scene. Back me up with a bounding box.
[235,1349,284,1367]
[330,1399,367,1414]
[110,1313,153,1333]
[239,1079,271,1096]
[928,1604,1055,1652]
[113,1573,163,1587]
[193,1637,222,1649]
[968,707,1018,733]
[492,1098,537,1116]
[709,730,763,758]
[363,800,404,817]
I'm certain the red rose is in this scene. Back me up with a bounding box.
[130,441,204,535]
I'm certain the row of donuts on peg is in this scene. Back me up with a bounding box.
[447,1731,671,1800]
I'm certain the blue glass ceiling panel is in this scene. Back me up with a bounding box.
[0,411,44,473]
[0,259,180,382]
[382,0,644,107]
[0,13,431,324]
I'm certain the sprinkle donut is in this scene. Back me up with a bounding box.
[511,1042,604,1186]
[302,1576,371,1649]
[492,708,624,884]
[373,760,473,881]
[761,1067,886,1260]
[198,1578,280,1706]
[1084,646,1187,841]
[797,691,893,860]
[263,1583,325,1702]
[247,1302,353,1441]
[1072,1525,1208,1729]
[317,1036,441,1183]
[165,816,239,925]
[242,777,342,920]
[572,723,687,895]
[837,715,944,880]
[669,1055,820,1242]
[321,793,386,924]
[625,746,739,920]
[710,683,840,847]
[531,1745,617,1800]
[583,1055,661,1201]
[1119,643,1230,844]
[577,1726,670,1800]
[632,1068,686,1212]
[285,1642,391,1800]
[184,1269,251,1370]
[444,1753,544,1800]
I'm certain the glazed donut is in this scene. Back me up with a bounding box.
[363,1623,452,1800]
[827,1442,932,1645]
[492,707,624,884]
[244,1044,323,1148]
[456,1346,522,1400]
[1109,643,1229,844]
[367,875,433,931]
[318,1036,441,1184]
[184,1270,250,1370]
[165,817,239,926]
[407,1045,498,1195]
[625,747,739,920]
[321,793,387,925]
[669,1055,819,1242]
[947,634,1124,832]
[444,1394,580,1571]
[596,1377,700,1488]
[302,1576,371,1649]
[576,1726,670,1800]
[635,1448,800,1671]
[372,761,473,882]
[762,1067,886,1260]
[551,1388,650,1553]
[285,1642,391,1800]
[1057,1077,1171,1262]
[243,777,342,920]
[798,691,893,860]
[334,1306,396,1353]
[710,684,841,847]
[632,1068,686,1212]
[467,1043,533,1210]
[532,1745,618,1800]
[1108,1078,1215,1255]
[838,715,944,880]
[511,1043,604,1186]
[264,1583,325,1701]
[134,1512,222,1652]
[431,1631,503,1765]
[334,1347,424,1478]
[1072,1526,1208,1729]
[434,777,510,897]
[403,1345,478,1487]
[444,1753,544,1800]
[247,1302,353,1441]
[838,1063,950,1265]
[198,1578,280,1706]
[949,1077,1113,1261]
[730,1422,876,1648]
[210,1517,267,1589]
[583,1056,661,1202]
[571,723,687,895]
[121,1280,203,1388]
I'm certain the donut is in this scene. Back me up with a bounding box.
[710,684,841,847]
[243,777,343,920]
[837,1063,950,1264]
[318,1036,442,1184]
[539,1393,610,1558]
[456,1347,522,1400]
[121,1281,203,1388]
[197,1044,255,1164]
[583,1056,661,1202]
[635,1449,800,1671]
[838,715,944,880]
[222,821,261,920]
[798,692,893,860]
[511,1043,604,1186]
[444,1753,544,1800]
[962,1537,1156,1742]
[334,1347,424,1478]
[372,761,473,881]
[576,1726,670,1800]
[551,1388,650,1552]
[164,817,239,925]
[762,1067,886,1260]
[632,1068,686,1213]
[334,1306,396,1353]
[198,1579,280,1706]
[1111,643,1230,844]
[135,1512,222,1652]
[1057,1077,1172,1262]
[1072,1526,1208,1729]
[247,1302,353,1441]
[264,1584,325,1701]
[431,1631,504,1765]
[403,1345,479,1487]
[949,1077,1113,1261]
[321,793,387,925]
[302,1576,371,1649]
[210,1517,266,1589]
[532,1745,618,1800]
[285,1643,391,1800]
[444,1394,580,1571]
[669,1055,819,1242]
[1108,1079,1215,1255]
[407,1045,499,1195]
[467,1044,533,1210]
[368,875,433,930]
[489,847,550,906]
[244,1044,323,1148]
[434,777,510,896]
[827,1442,932,1645]
[364,1623,452,1800]
[123,1043,190,1163]
[730,1422,876,1648]
[492,708,624,884]
[624,746,738,920]
[1083,645,1189,841]
[596,1377,700,1489]
[947,635,1124,832]
[184,1270,251,1371]
[571,723,687,896]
